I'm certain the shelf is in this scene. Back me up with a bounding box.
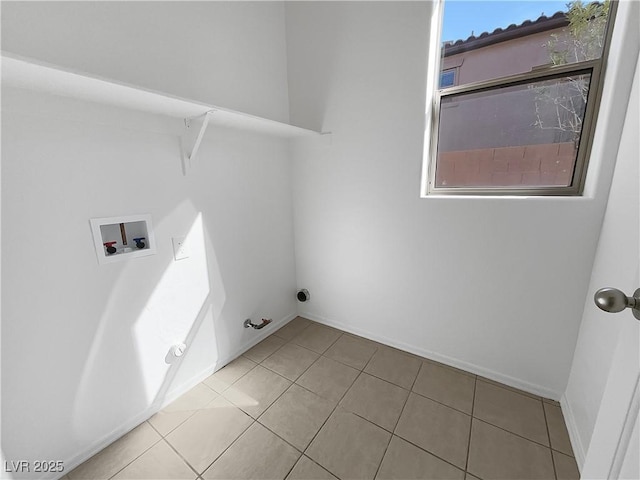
[1,52,323,138]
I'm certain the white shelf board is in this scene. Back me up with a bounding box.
[1,53,322,138]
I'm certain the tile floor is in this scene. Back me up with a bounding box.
[66,317,579,480]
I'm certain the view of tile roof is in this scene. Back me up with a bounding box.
[443,10,569,56]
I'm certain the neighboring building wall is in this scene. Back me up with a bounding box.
[442,26,567,85]
[436,142,576,187]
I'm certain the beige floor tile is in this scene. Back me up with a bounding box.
[478,377,541,400]
[412,362,475,414]
[165,397,253,474]
[339,373,409,431]
[68,422,160,480]
[259,384,335,451]
[273,317,312,340]
[465,474,481,480]
[203,357,256,393]
[243,335,287,363]
[544,402,574,456]
[291,324,342,353]
[553,450,580,480]
[376,436,464,480]
[149,383,218,436]
[467,419,555,480]
[474,380,549,446]
[286,456,337,480]
[262,342,320,381]
[112,440,196,479]
[202,422,300,479]
[324,334,378,370]
[364,347,421,389]
[296,356,359,402]
[223,365,292,418]
[395,393,470,469]
[307,408,391,480]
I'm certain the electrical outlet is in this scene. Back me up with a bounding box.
[172,236,189,260]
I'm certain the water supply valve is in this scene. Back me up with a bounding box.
[133,237,146,249]
[104,241,117,255]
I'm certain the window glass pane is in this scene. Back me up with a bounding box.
[440,70,456,88]
[435,72,592,188]
[440,1,609,87]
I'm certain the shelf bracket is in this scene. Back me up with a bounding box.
[181,111,213,174]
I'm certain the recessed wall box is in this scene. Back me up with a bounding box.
[90,214,156,265]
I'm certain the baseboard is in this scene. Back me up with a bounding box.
[561,392,586,471]
[300,311,562,401]
[56,312,297,480]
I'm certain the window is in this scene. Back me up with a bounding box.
[424,0,614,195]
[439,69,456,88]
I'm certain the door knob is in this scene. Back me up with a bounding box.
[594,287,640,320]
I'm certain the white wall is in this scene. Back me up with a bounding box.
[286,1,634,399]
[1,88,297,478]
[563,1,640,466]
[0,1,291,123]
[1,2,297,476]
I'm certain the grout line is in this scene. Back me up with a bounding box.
[206,356,259,395]
[146,419,163,437]
[147,388,218,439]
[392,364,419,434]
[259,351,321,383]
[256,420,305,454]
[243,336,289,365]
[300,455,339,480]
[408,388,473,417]
[298,367,364,476]
[160,437,202,478]
[372,432,393,479]
[320,345,377,372]
[357,362,419,391]
[371,359,426,480]
[188,417,257,476]
[392,432,467,474]
[476,376,541,401]
[271,316,313,340]
[464,376,478,472]
[472,417,554,450]
[105,427,163,480]
[408,359,422,392]
[542,399,559,480]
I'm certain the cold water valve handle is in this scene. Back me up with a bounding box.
[244,318,272,330]
[133,237,146,249]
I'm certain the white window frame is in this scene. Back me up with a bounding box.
[421,0,617,197]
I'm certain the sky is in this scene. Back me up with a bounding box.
[442,1,570,43]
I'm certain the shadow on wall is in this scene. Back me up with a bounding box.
[1,88,296,475]
[71,208,225,444]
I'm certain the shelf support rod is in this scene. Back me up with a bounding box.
[187,111,213,163]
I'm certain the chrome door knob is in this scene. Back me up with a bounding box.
[594,287,640,320]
